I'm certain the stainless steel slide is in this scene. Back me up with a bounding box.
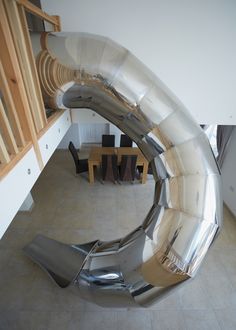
[24,32,222,307]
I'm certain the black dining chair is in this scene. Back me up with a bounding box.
[68,141,88,175]
[102,134,115,147]
[120,134,132,147]
[101,154,118,183]
[119,155,137,182]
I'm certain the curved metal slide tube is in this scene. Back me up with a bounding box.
[24,32,222,307]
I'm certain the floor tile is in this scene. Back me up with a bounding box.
[151,310,186,330]
[0,150,236,329]
[69,311,117,330]
[183,309,221,330]
[215,308,236,330]
[48,311,72,330]
[117,310,152,330]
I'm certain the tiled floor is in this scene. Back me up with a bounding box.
[1,150,236,330]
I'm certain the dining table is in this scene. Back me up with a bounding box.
[88,147,149,184]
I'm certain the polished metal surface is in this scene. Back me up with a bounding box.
[24,32,222,307]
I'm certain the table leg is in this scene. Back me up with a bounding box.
[88,162,94,184]
[142,162,148,184]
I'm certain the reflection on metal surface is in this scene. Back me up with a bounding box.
[24,32,222,307]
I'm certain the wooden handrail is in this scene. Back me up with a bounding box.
[0,142,32,178]
[0,61,25,147]
[18,5,47,126]
[0,99,18,155]
[37,109,66,139]
[0,0,43,170]
[0,133,10,164]
[0,0,62,178]
[17,0,61,31]
[5,0,46,133]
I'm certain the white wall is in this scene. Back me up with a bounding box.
[58,123,80,149]
[0,111,71,238]
[58,109,126,148]
[72,108,108,124]
[221,127,236,216]
[38,109,71,165]
[41,0,236,125]
[0,147,41,238]
[19,193,34,212]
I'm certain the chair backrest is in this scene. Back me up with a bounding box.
[120,134,132,147]
[68,141,79,172]
[102,134,115,147]
[101,154,118,182]
[119,155,137,181]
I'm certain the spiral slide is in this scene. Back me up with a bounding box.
[24,32,222,307]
